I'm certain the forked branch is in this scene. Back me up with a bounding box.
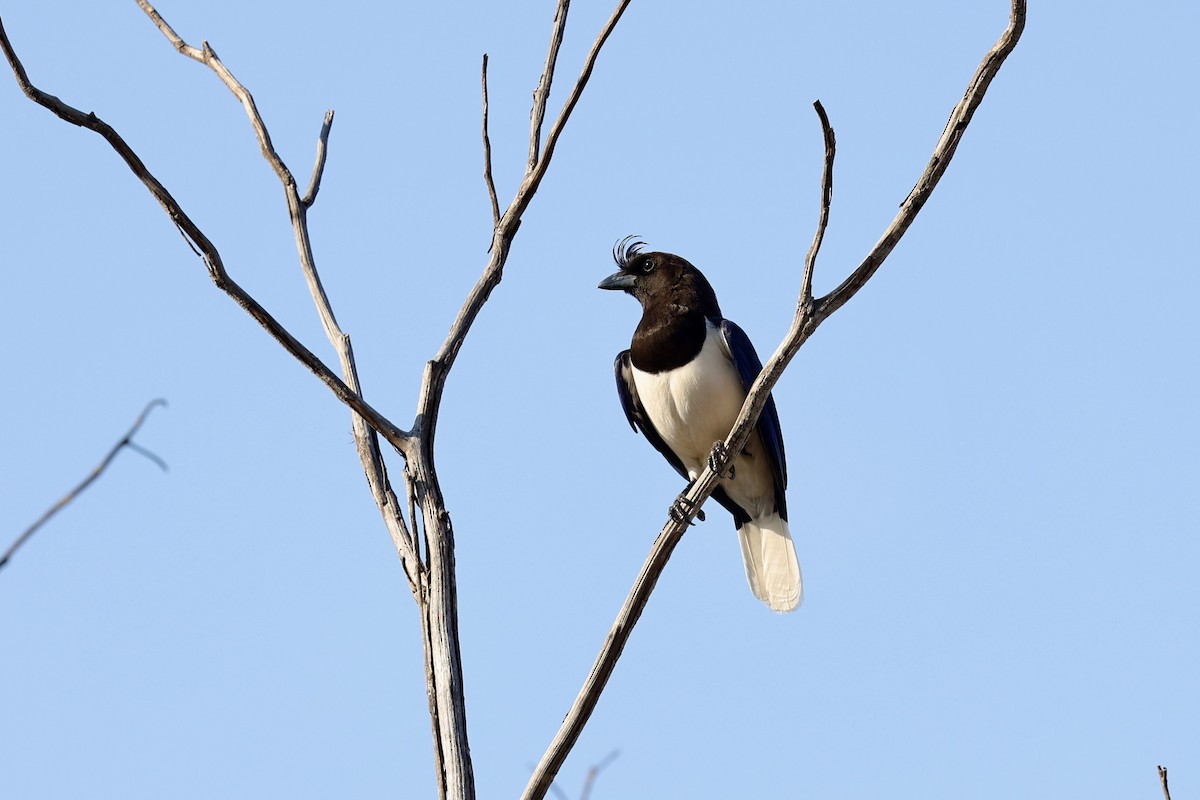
[0,16,411,457]
[3,3,635,799]
[523,1,1026,796]
[415,0,632,450]
[1,399,167,572]
[135,1,423,589]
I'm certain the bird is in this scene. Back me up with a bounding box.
[598,236,801,612]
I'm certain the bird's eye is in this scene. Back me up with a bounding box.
[640,258,655,273]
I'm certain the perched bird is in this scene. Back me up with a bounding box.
[599,237,801,612]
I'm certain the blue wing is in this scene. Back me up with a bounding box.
[717,318,788,519]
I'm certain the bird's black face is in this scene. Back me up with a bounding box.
[598,237,686,308]
[598,236,721,318]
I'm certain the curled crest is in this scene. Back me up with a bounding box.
[613,235,647,269]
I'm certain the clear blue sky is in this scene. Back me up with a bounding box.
[2,2,1197,798]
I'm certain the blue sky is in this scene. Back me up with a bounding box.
[2,1,1197,798]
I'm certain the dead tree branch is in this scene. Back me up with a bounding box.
[417,0,632,451]
[522,2,1026,796]
[0,17,410,456]
[482,54,500,229]
[133,0,424,594]
[1159,765,1173,800]
[1,399,167,572]
[528,0,570,174]
[302,109,335,209]
[408,6,631,795]
[2,2,631,797]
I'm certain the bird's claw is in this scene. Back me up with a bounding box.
[708,441,734,479]
[669,492,705,525]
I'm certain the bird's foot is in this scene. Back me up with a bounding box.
[708,441,735,479]
[669,490,705,525]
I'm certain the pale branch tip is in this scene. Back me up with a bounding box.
[139,5,289,186]
[800,99,836,305]
[482,53,500,229]
[302,109,335,208]
[0,398,168,573]
[528,0,571,174]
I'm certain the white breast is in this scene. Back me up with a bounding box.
[631,325,747,477]
[631,323,777,517]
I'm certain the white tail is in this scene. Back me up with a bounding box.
[736,512,802,613]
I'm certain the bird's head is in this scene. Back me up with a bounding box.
[598,235,721,317]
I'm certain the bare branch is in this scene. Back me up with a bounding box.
[523,2,1026,796]
[818,0,1026,319]
[4,3,635,798]
[405,6,635,796]
[0,17,411,455]
[800,100,835,304]
[302,109,335,208]
[578,749,619,800]
[513,0,632,216]
[418,0,632,450]
[1159,765,1172,800]
[124,441,169,472]
[1,399,167,572]
[528,0,571,174]
[482,54,500,229]
[135,6,422,588]
[343,336,422,594]
[136,0,292,186]
[139,7,426,589]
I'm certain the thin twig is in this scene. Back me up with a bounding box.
[1,399,167,572]
[302,109,335,208]
[482,54,500,229]
[403,463,423,571]
[578,749,619,800]
[528,0,570,174]
[800,100,835,304]
[522,2,1026,796]
[124,441,169,472]
[1159,766,1172,800]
